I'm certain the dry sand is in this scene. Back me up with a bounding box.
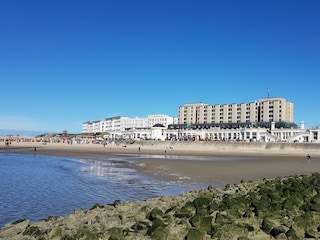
[1,141,320,186]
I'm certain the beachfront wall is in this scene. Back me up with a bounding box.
[134,140,320,156]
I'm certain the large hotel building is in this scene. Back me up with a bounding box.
[176,97,295,129]
[82,97,319,142]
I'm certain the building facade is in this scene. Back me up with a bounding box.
[82,114,176,134]
[178,97,294,125]
[81,97,319,143]
[165,121,319,143]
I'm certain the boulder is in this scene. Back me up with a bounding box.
[185,228,205,240]
[0,219,30,239]
[190,214,213,233]
[285,223,305,240]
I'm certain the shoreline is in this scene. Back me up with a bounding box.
[1,141,320,238]
[1,141,320,185]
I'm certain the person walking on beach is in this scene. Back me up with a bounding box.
[307,154,311,164]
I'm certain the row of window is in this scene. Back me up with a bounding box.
[184,106,256,114]
[183,106,282,114]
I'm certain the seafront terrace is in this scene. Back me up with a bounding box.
[104,125,320,143]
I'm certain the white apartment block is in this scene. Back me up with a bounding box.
[82,121,93,133]
[82,114,175,134]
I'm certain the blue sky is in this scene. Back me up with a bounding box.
[1,0,319,134]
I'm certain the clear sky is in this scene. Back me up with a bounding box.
[1,0,319,134]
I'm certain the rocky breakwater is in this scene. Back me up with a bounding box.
[2,173,320,240]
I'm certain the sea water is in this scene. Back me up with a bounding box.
[0,152,206,228]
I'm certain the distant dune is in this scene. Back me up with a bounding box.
[0,129,47,138]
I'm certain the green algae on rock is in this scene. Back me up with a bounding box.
[2,173,320,239]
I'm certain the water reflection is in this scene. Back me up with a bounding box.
[0,153,211,228]
[78,157,138,182]
[142,154,251,162]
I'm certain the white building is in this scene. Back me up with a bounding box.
[147,114,175,128]
[81,96,319,143]
[82,121,93,133]
[151,124,167,141]
[83,118,319,143]
[82,114,176,134]
[166,121,320,143]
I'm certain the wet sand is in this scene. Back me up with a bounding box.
[133,154,319,186]
[2,141,320,186]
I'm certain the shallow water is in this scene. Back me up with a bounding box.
[0,152,207,228]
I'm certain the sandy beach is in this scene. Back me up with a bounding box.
[1,141,320,186]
